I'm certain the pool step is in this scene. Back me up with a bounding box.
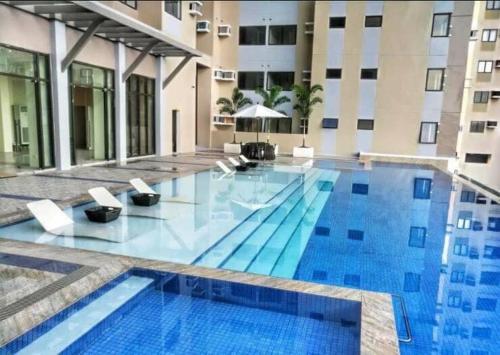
[247,171,339,276]
[17,276,154,355]
[269,172,339,279]
[194,168,322,268]
[221,170,335,272]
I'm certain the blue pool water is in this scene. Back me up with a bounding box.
[1,160,499,354]
[2,269,361,354]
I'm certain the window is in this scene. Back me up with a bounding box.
[360,68,377,79]
[486,0,500,10]
[426,69,445,91]
[239,26,266,45]
[408,227,426,248]
[484,245,500,259]
[453,238,469,256]
[480,271,500,286]
[403,273,421,292]
[238,72,264,90]
[470,121,486,133]
[482,29,498,42]
[431,13,451,37]
[236,117,301,134]
[447,291,462,308]
[348,230,364,241]
[451,270,465,283]
[414,178,432,199]
[478,60,494,73]
[419,122,438,144]
[268,25,296,45]
[365,16,382,27]
[476,297,497,311]
[326,68,342,79]
[164,0,181,19]
[473,91,489,103]
[457,211,472,229]
[488,217,500,231]
[267,72,294,91]
[352,183,369,195]
[322,118,338,129]
[329,17,346,28]
[460,190,476,203]
[120,0,137,8]
[357,119,374,130]
[472,327,492,340]
[465,153,490,164]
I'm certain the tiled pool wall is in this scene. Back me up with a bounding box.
[2,268,363,354]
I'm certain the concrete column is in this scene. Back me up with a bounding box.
[155,56,167,156]
[49,20,71,170]
[114,42,127,164]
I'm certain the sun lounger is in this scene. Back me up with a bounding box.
[216,160,233,174]
[26,199,131,242]
[239,155,258,168]
[129,178,160,206]
[89,187,167,220]
[227,157,249,171]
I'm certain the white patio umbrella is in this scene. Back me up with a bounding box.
[233,104,287,143]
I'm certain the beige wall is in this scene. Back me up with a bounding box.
[457,1,500,191]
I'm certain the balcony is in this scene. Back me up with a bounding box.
[196,20,210,33]
[214,70,236,81]
[213,115,235,126]
[189,1,203,16]
[218,24,231,37]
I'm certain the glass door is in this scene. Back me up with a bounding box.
[0,45,53,175]
[69,63,114,165]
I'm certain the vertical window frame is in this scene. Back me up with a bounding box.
[425,68,445,91]
[431,13,451,37]
[419,122,438,144]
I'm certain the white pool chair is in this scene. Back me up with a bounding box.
[26,199,131,243]
[216,160,233,174]
[130,178,157,195]
[227,157,249,172]
[89,186,168,220]
[88,187,123,209]
[239,155,258,168]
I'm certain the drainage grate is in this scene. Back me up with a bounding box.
[0,265,98,321]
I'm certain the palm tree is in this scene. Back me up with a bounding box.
[292,83,323,147]
[216,87,253,115]
[255,85,291,138]
[216,88,253,143]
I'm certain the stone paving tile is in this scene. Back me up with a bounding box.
[0,198,30,219]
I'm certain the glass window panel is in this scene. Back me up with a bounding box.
[432,14,450,37]
[165,0,181,19]
[419,122,437,143]
[0,45,35,77]
[357,119,374,130]
[238,72,264,90]
[239,26,266,45]
[426,69,444,91]
[268,25,296,45]
[267,72,294,91]
[38,81,53,167]
[329,17,346,28]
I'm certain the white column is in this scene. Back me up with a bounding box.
[49,20,71,170]
[114,42,127,164]
[155,56,167,156]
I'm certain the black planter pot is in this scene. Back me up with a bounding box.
[235,165,248,172]
[245,162,258,168]
[131,193,161,206]
[85,206,121,223]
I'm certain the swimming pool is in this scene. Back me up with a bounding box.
[0,159,499,355]
[1,268,361,354]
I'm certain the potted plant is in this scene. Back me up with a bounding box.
[216,87,253,144]
[291,83,323,157]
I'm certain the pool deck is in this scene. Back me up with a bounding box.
[0,152,399,354]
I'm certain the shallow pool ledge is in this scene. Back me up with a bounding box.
[0,239,400,355]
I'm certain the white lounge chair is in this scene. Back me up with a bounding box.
[227,157,248,171]
[239,155,258,168]
[26,199,131,243]
[129,178,160,206]
[216,160,233,174]
[89,187,167,220]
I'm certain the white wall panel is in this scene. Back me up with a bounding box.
[356,130,374,153]
[329,1,347,16]
[324,81,342,118]
[357,81,377,119]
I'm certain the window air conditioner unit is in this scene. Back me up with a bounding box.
[189,1,203,17]
[302,70,311,82]
[491,90,500,99]
[470,30,478,41]
[196,20,210,33]
[214,70,236,81]
[486,120,498,129]
[304,22,314,35]
[218,24,231,37]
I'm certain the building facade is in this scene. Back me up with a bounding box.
[0,1,498,193]
[457,0,500,192]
